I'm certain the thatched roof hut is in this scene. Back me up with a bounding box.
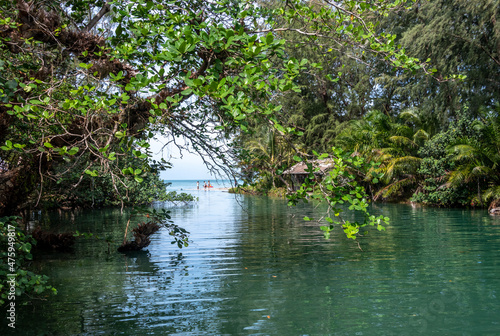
[282,159,335,190]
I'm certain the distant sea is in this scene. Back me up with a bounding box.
[164,179,236,191]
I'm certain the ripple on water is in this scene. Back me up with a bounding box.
[5,192,500,335]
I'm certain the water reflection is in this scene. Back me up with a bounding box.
[4,191,500,335]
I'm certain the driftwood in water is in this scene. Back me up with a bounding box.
[490,207,500,215]
[117,222,160,252]
[489,199,500,215]
[32,227,76,250]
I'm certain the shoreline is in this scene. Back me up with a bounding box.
[173,188,230,191]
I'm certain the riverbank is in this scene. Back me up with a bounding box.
[229,184,496,212]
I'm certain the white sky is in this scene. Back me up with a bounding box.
[149,136,217,180]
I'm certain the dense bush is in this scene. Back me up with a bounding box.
[42,157,170,209]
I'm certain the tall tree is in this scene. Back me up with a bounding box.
[375,0,499,123]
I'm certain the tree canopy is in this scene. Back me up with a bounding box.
[0,0,428,217]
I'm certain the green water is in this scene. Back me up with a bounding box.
[3,189,500,335]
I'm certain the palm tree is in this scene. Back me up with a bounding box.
[398,107,438,141]
[243,126,297,189]
[446,114,500,207]
[335,110,430,200]
[373,154,422,200]
[334,110,395,158]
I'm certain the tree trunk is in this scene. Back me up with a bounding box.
[477,178,482,206]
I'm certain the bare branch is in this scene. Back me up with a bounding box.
[84,0,112,32]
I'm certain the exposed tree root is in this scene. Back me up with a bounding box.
[117,222,160,252]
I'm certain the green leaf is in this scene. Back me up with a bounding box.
[79,63,93,70]
[84,169,98,177]
[181,88,193,96]
[6,79,18,90]
[265,32,274,45]
[2,140,13,150]
[67,147,79,155]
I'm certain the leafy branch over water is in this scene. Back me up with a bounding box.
[287,148,389,244]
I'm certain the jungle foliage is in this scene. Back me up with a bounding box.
[238,0,499,210]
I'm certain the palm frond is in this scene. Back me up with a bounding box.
[446,165,473,187]
[366,110,392,132]
[470,165,493,177]
[393,124,414,138]
[398,108,421,126]
[447,144,477,162]
[388,135,418,149]
[246,140,268,156]
[413,129,430,143]
[483,185,500,203]
[383,156,422,183]
[310,113,329,124]
[374,176,417,201]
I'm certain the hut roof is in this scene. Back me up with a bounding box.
[283,159,334,175]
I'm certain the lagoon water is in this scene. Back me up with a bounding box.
[4,180,500,335]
